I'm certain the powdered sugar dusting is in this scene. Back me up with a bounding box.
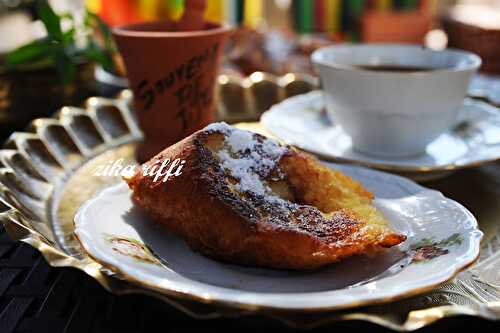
[204,122,287,199]
[218,150,269,196]
[201,124,371,243]
[226,129,255,153]
[203,121,231,133]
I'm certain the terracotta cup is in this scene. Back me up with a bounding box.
[113,21,231,162]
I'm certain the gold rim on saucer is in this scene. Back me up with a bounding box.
[259,91,500,179]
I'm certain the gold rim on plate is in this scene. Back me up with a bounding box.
[0,89,498,329]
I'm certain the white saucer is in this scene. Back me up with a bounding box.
[469,74,500,107]
[74,164,481,312]
[261,91,500,177]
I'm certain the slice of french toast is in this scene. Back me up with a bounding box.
[124,122,406,270]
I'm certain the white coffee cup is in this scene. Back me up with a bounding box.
[311,44,481,157]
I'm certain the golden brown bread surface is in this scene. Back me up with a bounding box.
[124,123,406,270]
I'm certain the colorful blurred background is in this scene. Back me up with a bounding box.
[1,0,499,138]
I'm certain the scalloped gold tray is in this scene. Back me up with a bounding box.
[0,89,499,329]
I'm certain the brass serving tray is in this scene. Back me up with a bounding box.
[0,90,499,329]
[217,71,319,122]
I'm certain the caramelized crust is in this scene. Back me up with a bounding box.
[125,125,406,270]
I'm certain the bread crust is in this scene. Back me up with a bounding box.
[125,129,405,270]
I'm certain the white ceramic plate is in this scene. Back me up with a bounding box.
[470,74,500,106]
[261,91,500,172]
[74,163,482,311]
